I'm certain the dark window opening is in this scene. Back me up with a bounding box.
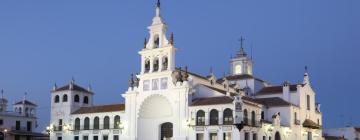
[83,96,89,104]
[62,94,68,102]
[209,109,219,125]
[223,108,233,125]
[74,95,80,103]
[55,95,60,103]
[196,110,205,125]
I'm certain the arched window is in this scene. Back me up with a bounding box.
[154,35,160,48]
[74,95,80,103]
[307,95,310,110]
[243,109,248,125]
[196,110,205,125]
[144,59,150,73]
[74,118,80,130]
[153,58,159,72]
[84,117,90,130]
[19,107,22,114]
[83,96,89,104]
[261,111,265,120]
[209,109,219,125]
[103,116,110,129]
[93,117,99,130]
[275,132,281,140]
[62,94,68,102]
[114,115,121,129]
[162,57,168,71]
[223,108,233,125]
[251,111,256,126]
[54,95,60,103]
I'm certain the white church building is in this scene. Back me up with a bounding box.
[48,1,323,140]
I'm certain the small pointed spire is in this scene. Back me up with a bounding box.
[157,0,161,8]
[87,84,92,92]
[129,74,135,88]
[236,36,247,57]
[183,66,189,81]
[70,77,75,90]
[155,0,161,17]
[23,92,27,104]
[144,38,147,48]
[210,67,213,75]
[53,83,58,91]
[303,66,310,85]
[170,32,174,45]
[1,89,3,99]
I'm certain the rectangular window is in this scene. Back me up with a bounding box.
[143,80,150,91]
[152,79,159,90]
[223,133,232,140]
[253,133,257,140]
[160,78,168,89]
[210,133,217,140]
[196,133,204,140]
[103,135,108,140]
[74,136,79,140]
[113,135,119,140]
[307,95,310,110]
[82,136,88,140]
[27,121,32,131]
[0,119,3,125]
[58,119,63,131]
[245,132,249,140]
[56,137,62,140]
[93,136,98,140]
[16,121,20,130]
[308,132,312,140]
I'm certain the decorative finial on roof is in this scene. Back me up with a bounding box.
[170,32,174,45]
[157,0,161,8]
[23,92,27,104]
[129,74,135,88]
[303,66,310,85]
[53,83,57,91]
[210,67,213,75]
[144,38,147,48]
[87,84,92,92]
[1,89,3,99]
[183,66,189,81]
[70,77,75,90]
[155,0,161,17]
[176,67,183,83]
[134,73,140,87]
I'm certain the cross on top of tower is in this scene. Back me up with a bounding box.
[236,36,247,57]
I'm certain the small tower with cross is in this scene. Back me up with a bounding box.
[230,36,253,75]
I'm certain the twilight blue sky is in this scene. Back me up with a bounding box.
[0,0,359,131]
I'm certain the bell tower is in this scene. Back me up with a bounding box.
[230,37,253,75]
[139,0,176,75]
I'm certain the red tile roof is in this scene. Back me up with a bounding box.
[253,97,294,107]
[191,96,233,106]
[14,100,37,106]
[257,85,299,95]
[53,83,93,94]
[72,104,125,114]
[302,119,321,129]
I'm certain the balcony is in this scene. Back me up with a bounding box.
[72,125,123,131]
[11,126,30,131]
